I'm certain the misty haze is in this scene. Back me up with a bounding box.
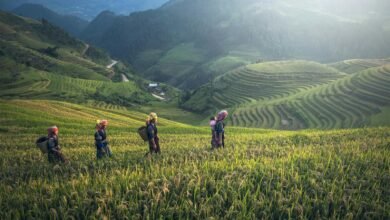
[0,0,389,219]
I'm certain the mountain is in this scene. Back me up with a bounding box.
[0,0,169,21]
[0,11,152,106]
[1,3,389,130]
[12,3,88,37]
[81,0,390,90]
[80,11,117,43]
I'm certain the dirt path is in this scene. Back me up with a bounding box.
[107,60,118,69]
[81,44,89,56]
[121,74,129,82]
[152,93,166,101]
[106,59,118,79]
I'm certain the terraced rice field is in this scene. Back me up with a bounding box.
[209,61,345,109]
[0,66,149,105]
[0,100,389,219]
[231,64,390,129]
[329,59,390,74]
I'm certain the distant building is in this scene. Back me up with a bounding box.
[148,83,158,88]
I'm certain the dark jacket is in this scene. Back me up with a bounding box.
[47,134,66,163]
[215,120,225,147]
[47,135,59,151]
[147,122,158,140]
[95,129,107,148]
[146,122,160,154]
[215,121,224,135]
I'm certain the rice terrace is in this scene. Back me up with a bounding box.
[0,0,389,219]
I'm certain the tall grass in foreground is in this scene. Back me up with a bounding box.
[0,127,389,219]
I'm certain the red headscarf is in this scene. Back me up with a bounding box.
[47,126,58,135]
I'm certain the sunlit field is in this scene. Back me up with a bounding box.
[0,100,388,219]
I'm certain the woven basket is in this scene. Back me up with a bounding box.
[137,126,148,141]
[36,136,48,154]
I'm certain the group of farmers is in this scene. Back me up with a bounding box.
[38,110,228,163]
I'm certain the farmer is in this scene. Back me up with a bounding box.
[47,126,67,163]
[215,110,228,148]
[145,112,160,156]
[209,116,217,148]
[95,119,112,159]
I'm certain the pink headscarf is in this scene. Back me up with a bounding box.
[217,110,228,121]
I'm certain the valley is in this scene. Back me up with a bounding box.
[0,1,389,218]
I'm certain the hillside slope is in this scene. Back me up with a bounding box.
[0,0,169,20]
[0,11,152,106]
[12,3,88,37]
[230,63,390,129]
[183,61,346,113]
[81,0,390,89]
[0,99,187,134]
[183,59,390,129]
[0,11,112,79]
[329,58,390,74]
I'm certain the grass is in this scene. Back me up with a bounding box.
[0,99,389,219]
[370,107,390,126]
[138,101,206,125]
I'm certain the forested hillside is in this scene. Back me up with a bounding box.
[12,3,88,37]
[81,0,390,89]
[0,0,168,20]
[0,11,152,106]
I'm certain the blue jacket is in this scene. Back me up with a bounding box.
[47,135,59,151]
[215,121,224,135]
[95,129,107,148]
[147,123,158,140]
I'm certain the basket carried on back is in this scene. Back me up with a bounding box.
[36,136,48,154]
[137,126,148,141]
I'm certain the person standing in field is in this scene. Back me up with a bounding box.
[215,110,228,148]
[95,120,112,159]
[145,112,160,156]
[47,126,67,163]
[209,116,217,148]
